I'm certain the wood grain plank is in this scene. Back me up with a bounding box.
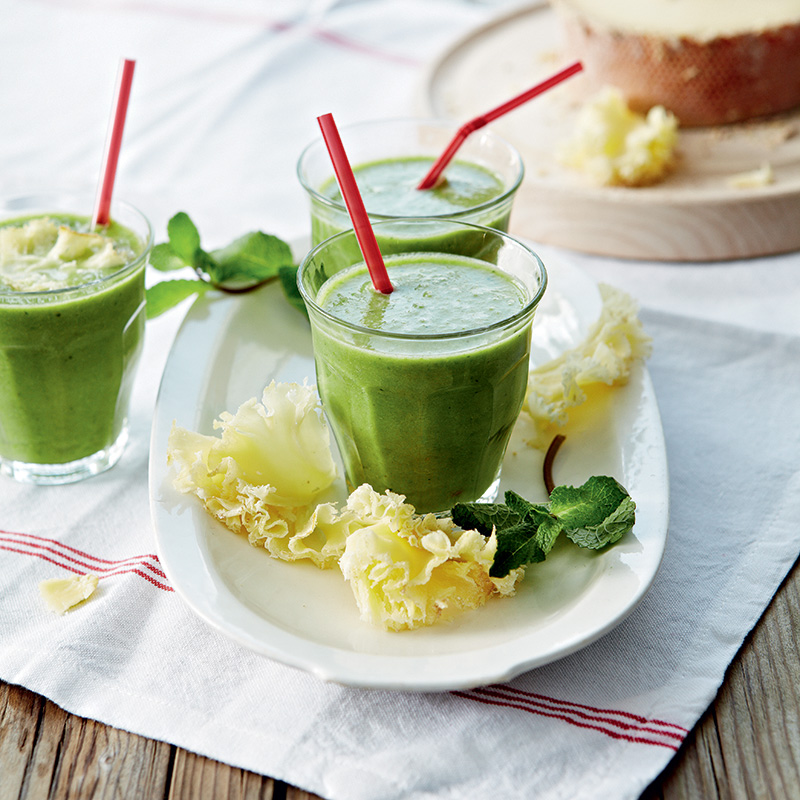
[285,787,325,800]
[0,682,173,800]
[167,748,278,800]
[0,682,72,800]
[645,557,800,800]
[47,712,172,800]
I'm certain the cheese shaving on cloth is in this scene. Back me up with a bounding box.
[39,573,99,614]
[339,485,523,631]
[167,381,359,568]
[524,284,652,448]
[558,86,678,187]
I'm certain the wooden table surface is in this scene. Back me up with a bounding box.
[2,555,799,800]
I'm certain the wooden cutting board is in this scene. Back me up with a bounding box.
[420,2,800,262]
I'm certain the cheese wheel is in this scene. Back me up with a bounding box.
[551,0,800,126]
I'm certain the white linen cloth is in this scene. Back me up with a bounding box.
[2,2,800,799]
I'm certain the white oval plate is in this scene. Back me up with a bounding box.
[149,245,669,692]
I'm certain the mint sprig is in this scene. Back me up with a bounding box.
[451,476,636,578]
[145,212,299,318]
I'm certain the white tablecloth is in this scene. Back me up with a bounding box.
[2,2,799,799]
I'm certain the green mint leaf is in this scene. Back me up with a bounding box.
[450,476,636,577]
[549,476,631,530]
[451,501,524,538]
[500,490,562,572]
[503,489,548,518]
[192,247,218,280]
[491,509,563,577]
[564,495,637,550]
[550,476,636,550]
[149,242,189,272]
[209,232,294,285]
[166,212,201,264]
[453,494,562,578]
[279,265,307,317]
[145,278,210,319]
[530,509,565,557]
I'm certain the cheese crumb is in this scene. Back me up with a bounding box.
[727,163,774,189]
[558,86,678,186]
[39,573,99,614]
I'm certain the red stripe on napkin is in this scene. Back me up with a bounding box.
[494,685,689,734]
[454,685,687,751]
[0,530,173,592]
[312,28,418,66]
[34,0,420,65]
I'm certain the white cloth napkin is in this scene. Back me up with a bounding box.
[3,1,800,798]
[3,303,800,800]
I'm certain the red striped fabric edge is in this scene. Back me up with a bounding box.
[34,0,420,66]
[0,530,173,592]
[2,532,686,748]
[454,685,688,751]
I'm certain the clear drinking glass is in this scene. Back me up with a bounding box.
[298,218,547,514]
[0,193,153,484]
[297,118,524,247]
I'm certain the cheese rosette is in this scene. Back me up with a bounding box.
[524,284,652,448]
[558,87,678,187]
[167,381,357,567]
[339,485,522,631]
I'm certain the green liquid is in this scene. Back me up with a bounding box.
[324,157,504,216]
[0,213,146,466]
[310,156,512,250]
[312,253,532,513]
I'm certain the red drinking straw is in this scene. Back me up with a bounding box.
[317,113,393,294]
[92,58,136,228]
[416,60,584,190]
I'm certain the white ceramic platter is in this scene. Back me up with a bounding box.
[420,1,800,261]
[149,246,669,691]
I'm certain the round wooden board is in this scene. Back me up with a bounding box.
[419,2,800,262]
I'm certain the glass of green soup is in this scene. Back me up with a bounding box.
[298,218,547,514]
[0,193,153,484]
[297,118,524,249]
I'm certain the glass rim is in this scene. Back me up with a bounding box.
[0,193,153,299]
[296,117,525,222]
[297,218,548,342]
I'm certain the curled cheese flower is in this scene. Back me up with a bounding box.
[339,485,522,631]
[167,381,349,568]
[559,86,678,187]
[524,284,652,448]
